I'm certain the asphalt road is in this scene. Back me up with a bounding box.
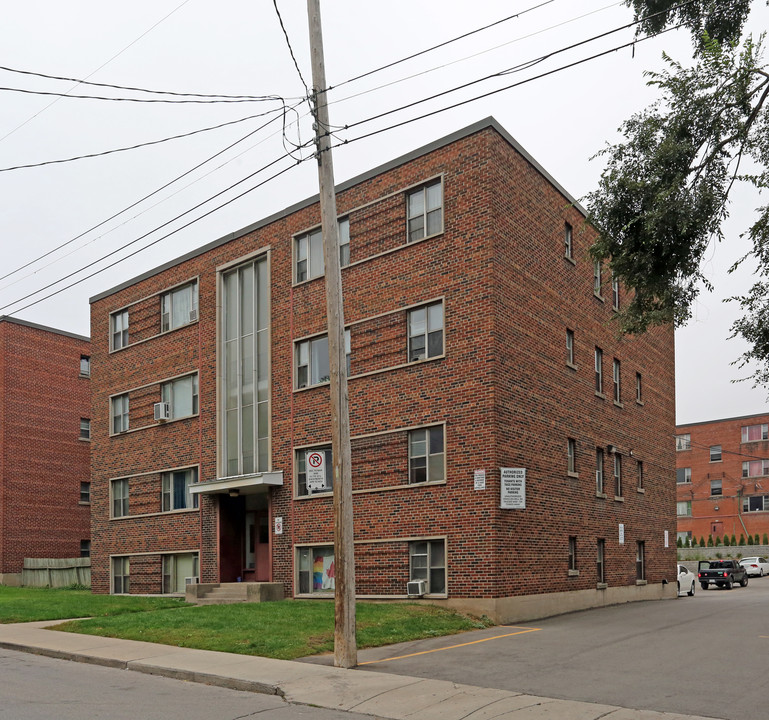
[308,575,769,720]
[0,647,374,720]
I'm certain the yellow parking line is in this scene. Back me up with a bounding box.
[358,626,541,665]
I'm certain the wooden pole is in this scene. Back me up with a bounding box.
[306,0,357,668]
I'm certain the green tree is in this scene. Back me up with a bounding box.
[715,535,722,546]
[587,1,769,383]
[763,533,768,544]
[740,534,747,545]
[707,535,714,547]
[732,533,738,545]
[700,536,706,547]
[723,535,730,546]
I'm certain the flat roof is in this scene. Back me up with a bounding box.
[676,411,769,430]
[0,315,90,342]
[90,117,587,304]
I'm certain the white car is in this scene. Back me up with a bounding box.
[677,564,696,596]
[739,557,769,577]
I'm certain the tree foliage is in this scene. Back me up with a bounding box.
[587,0,769,384]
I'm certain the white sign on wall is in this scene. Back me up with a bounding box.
[664,530,669,548]
[500,468,526,509]
[619,523,625,545]
[274,516,283,535]
[474,469,486,491]
[306,450,327,491]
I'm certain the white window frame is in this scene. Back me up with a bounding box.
[567,438,577,475]
[161,374,199,420]
[409,539,446,594]
[80,355,91,376]
[596,539,605,584]
[568,536,577,572]
[294,218,350,284]
[676,467,692,484]
[595,347,603,395]
[613,359,621,404]
[743,459,769,478]
[80,481,90,503]
[611,275,620,310]
[111,310,129,350]
[596,448,604,494]
[636,372,642,403]
[408,425,445,484]
[162,553,199,594]
[675,434,691,451]
[636,541,645,581]
[408,302,444,362]
[614,454,622,497]
[161,281,199,333]
[111,394,129,434]
[593,261,602,296]
[407,179,443,243]
[710,478,722,496]
[80,418,91,440]
[710,445,722,462]
[566,329,575,366]
[296,446,333,497]
[564,222,573,260]
[112,556,130,594]
[161,468,199,511]
[677,500,692,516]
[112,478,129,518]
[742,424,769,443]
[297,545,335,594]
[637,460,644,491]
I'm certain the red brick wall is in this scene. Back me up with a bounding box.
[0,319,91,574]
[89,122,676,598]
[676,414,769,544]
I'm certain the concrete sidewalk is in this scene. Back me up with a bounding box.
[0,620,706,720]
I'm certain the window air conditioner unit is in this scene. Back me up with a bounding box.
[185,576,199,586]
[189,308,198,323]
[407,580,427,597]
[154,402,171,421]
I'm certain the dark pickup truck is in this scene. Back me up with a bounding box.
[698,559,749,590]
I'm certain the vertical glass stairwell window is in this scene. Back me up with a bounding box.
[222,257,270,477]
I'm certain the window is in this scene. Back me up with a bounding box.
[611,275,620,309]
[407,180,443,242]
[162,553,199,594]
[595,347,603,394]
[677,500,692,516]
[161,374,199,419]
[743,459,769,477]
[161,282,198,332]
[409,539,446,594]
[112,479,129,517]
[294,219,350,283]
[568,537,577,572]
[566,329,575,366]
[744,495,769,512]
[297,545,335,594]
[80,482,90,503]
[111,310,129,350]
[222,257,270,476]
[111,394,129,434]
[112,556,130,594]
[676,467,692,484]
[596,539,605,584]
[564,222,573,259]
[675,434,691,451]
[636,541,645,581]
[614,454,622,497]
[593,261,602,296]
[710,445,722,462]
[297,446,333,496]
[637,460,644,491]
[677,531,693,543]
[635,372,642,403]
[80,540,90,558]
[408,302,444,362]
[162,468,199,511]
[742,424,769,442]
[710,479,722,496]
[567,438,577,475]
[409,426,445,484]
[596,448,604,494]
[79,418,91,440]
[613,359,621,404]
[296,335,329,388]
[80,355,91,376]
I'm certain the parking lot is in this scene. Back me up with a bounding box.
[313,574,769,720]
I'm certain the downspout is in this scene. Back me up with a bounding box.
[289,281,296,594]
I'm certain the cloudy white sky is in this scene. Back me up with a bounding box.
[0,0,767,425]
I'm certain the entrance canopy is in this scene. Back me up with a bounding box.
[190,471,283,497]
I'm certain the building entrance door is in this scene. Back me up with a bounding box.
[244,510,269,582]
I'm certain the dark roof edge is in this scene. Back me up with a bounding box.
[677,411,769,429]
[90,116,587,304]
[0,315,90,342]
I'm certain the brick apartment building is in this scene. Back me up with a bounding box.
[0,316,91,585]
[89,118,676,622]
[676,413,769,545]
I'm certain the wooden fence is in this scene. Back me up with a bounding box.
[22,558,91,588]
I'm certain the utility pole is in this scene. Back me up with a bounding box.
[306,0,357,669]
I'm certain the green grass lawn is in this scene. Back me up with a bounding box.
[0,586,493,660]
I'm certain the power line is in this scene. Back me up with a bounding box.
[0,64,289,101]
[0,105,289,173]
[273,0,309,94]
[0,98,307,285]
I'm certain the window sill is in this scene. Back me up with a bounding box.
[596,491,607,499]
[565,255,576,266]
[636,579,647,586]
[78,501,91,506]
[614,495,624,502]
[78,437,91,442]
[566,362,578,371]
[597,582,608,590]
[595,391,606,400]
[594,292,604,302]
[111,508,199,521]
[79,373,91,379]
[613,400,624,409]
[637,487,645,494]
[567,471,579,479]
[568,569,579,577]
[636,400,644,407]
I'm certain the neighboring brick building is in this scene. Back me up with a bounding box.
[676,413,769,545]
[0,316,91,585]
[89,118,676,621]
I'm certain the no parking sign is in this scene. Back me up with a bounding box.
[306,450,327,491]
